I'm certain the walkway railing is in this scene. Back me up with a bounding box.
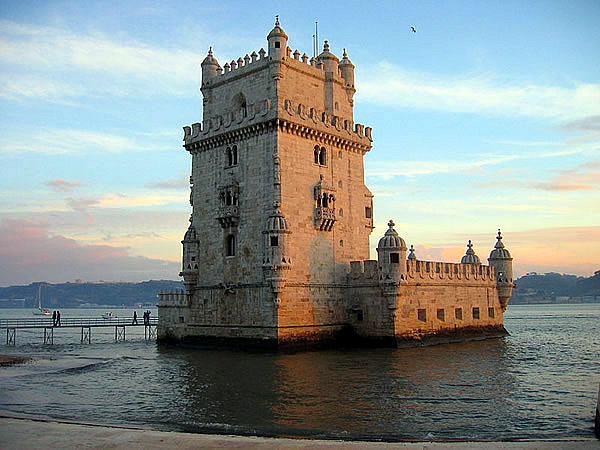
[0,316,158,345]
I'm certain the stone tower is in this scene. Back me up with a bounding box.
[158,18,515,348]
[162,18,373,345]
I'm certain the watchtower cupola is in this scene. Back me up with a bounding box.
[317,40,339,74]
[377,220,408,281]
[201,47,220,85]
[267,16,288,60]
[488,229,515,310]
[339,48,356,103]
[461,240,481,265]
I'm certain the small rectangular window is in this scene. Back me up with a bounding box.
[455,308,463,320]
[417,309,427,322]
[275,41,280,48]
[390,253,400,263]
[472,307,480,320]
[437,308,445,321]
[488,307,495,318]
[365,206,372,218]
[270,236,279,247]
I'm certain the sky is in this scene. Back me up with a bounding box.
[0,0,599,286]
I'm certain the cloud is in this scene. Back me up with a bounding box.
[561,115,600,133]
[530,160,600,192]
[0,128,166,155]
[145,178,189,190]
[46,179,83,192]
[0,219,180,286]
[0,20,201,99]
[358,63,600,122]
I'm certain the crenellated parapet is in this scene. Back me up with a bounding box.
[182,96,372,154]
[348,258,498,286]
[158,290,189,308]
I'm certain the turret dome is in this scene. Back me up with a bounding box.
[489,229,512,260]
[183,224,197,242]
[267,16,288,40]
[266,208,289,232]
[317,40,339,63]
[201,47,219,67]
[461,240,481,265]
[377,220,407,250]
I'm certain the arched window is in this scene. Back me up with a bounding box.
[226,147,233,166]
[314,146,319,164]
[232,145,238,165]
[226,234,236,257]
[319,147,327,166]
[322,193,328,208]
[226,192,232,206]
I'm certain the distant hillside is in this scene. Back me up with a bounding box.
[511,270,600,304]
[0,280,184,308]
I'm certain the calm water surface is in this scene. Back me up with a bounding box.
[0,304,599,441]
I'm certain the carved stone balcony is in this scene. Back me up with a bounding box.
[217,205,240,228]
[314,207,336,231]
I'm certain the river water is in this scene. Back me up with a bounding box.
[0,304,598,441]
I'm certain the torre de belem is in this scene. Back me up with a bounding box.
[157,19,516,348]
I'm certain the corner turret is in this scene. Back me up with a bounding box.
[317,40,339,74]
[461,240,481,265]
[201,47,220,85]
[180,219,199,293]
[339,48,356,103]
[488,229,515,310]
[377,220,408,282]
[263,206,292,274]
[267,16,288,60]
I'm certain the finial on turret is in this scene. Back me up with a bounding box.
[323,40,330,52]
[343,48,347,57]
[275,15,280,26]
[208,46,213,56]
[388,219,395,228]
[495,229,505,248]
[408,244,416,260]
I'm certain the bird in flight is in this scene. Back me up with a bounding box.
[411,26,417,33]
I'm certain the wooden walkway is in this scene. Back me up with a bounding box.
[0,317,158,345]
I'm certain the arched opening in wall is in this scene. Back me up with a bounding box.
[322,193,328,207]
[314,145,319,164]
[319,147,327,166]
[390,253,400,263]
[225,191,233,206]
[232,145,238,165]
[232,93,247,118]
[226,234,236,257]
[339,208,343,217]
[226,147,233,166]
[270,236,279,247]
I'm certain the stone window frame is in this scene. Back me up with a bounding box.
[313,145,327,166]
[390,252,400,264]
[437,308,445,321]
[417,308,427,322]
[472,307,480,320]
[365,206,372,219]
[488,307,495,318]
[455,307,463,320]
[225,233,236,257]
[225,145,239,168]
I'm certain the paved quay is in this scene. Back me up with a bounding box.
[1,416,598,449]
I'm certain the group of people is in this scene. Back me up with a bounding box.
[132,310,152,325]
[52,310,61,327]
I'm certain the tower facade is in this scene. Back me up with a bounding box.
[158,19,514,348]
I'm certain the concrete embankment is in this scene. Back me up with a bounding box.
[0,416,598,449]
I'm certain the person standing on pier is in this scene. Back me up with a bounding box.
[52,311,57,327]
[56,311,61,326]
[132,311,138,325]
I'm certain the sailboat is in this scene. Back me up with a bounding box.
[32,284,51,316]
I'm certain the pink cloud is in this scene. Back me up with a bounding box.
[0,219,179,286]
[46,179,83,192]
